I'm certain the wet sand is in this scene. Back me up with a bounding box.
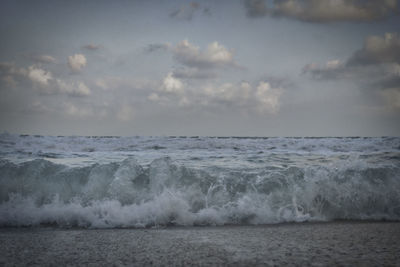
[1,222,399,266]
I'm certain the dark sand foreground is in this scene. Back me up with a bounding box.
[1,222,399,266]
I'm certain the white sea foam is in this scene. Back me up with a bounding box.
[0,149,399,228]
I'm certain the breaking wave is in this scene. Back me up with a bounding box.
[1,157,399,228]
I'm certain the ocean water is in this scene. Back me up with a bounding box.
[0,133,399,228]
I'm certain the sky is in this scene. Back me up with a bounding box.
[0,0,399,136]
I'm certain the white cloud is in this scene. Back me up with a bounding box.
[145,40,238,80]
[255,82,281,113]
[149,77,283,114]
[1,62,92,97]
[68,54,87,72]
[202,81,282,113]
[28,66,53,86]
[161,73,184,94]
[56,80,91,97]
[302,59,344,76]
[24,65,91,96]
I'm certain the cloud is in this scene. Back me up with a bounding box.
[28,66,53,87]
[302,60,346,79]
[68,54,87,72]
[170,2,210,20]
[173,40,236,69]
[255,82,281,113]
[82,44,101,51]
[0,62,27,77]
[144,43,171,53]
[144,40,239,80]
[94,76,158,91]
[0,61,92,97]
[348,33,400,66]
[160,73,184,94]
[172,68,218,80]
[56,80,91,97]
[0,62,27,88]
[149,77,283,114]
[202,81,282,113]
[30,54,56,64]
[303,32,400,110]
[304,33,400,78]
[244,0,398,22]
[26,65,91,96]
[245,0,269,17]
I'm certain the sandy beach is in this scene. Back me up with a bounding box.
[1,221,399,266]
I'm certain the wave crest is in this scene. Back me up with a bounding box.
[0,157,399,228]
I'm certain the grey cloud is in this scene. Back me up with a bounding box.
[170,2,208,21]
[303,33,400,109]
[302,60,347,80]
[245,0,398,22]
[347,33,400,66]
[0,62,14,73]
[0,62,27,77]
[144,43,171,53]
[28,54,56,64]
[82,44,101,51]
[172,68,218,80]
[303,59,400,83]
[245,0,268,17]
[0,62,28,88]
[304,33,400,79]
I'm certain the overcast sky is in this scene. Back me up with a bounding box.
[0,0,399,136]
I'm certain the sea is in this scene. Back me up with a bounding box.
[0,133,399,228]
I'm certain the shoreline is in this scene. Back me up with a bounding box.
[1,221,399,266]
